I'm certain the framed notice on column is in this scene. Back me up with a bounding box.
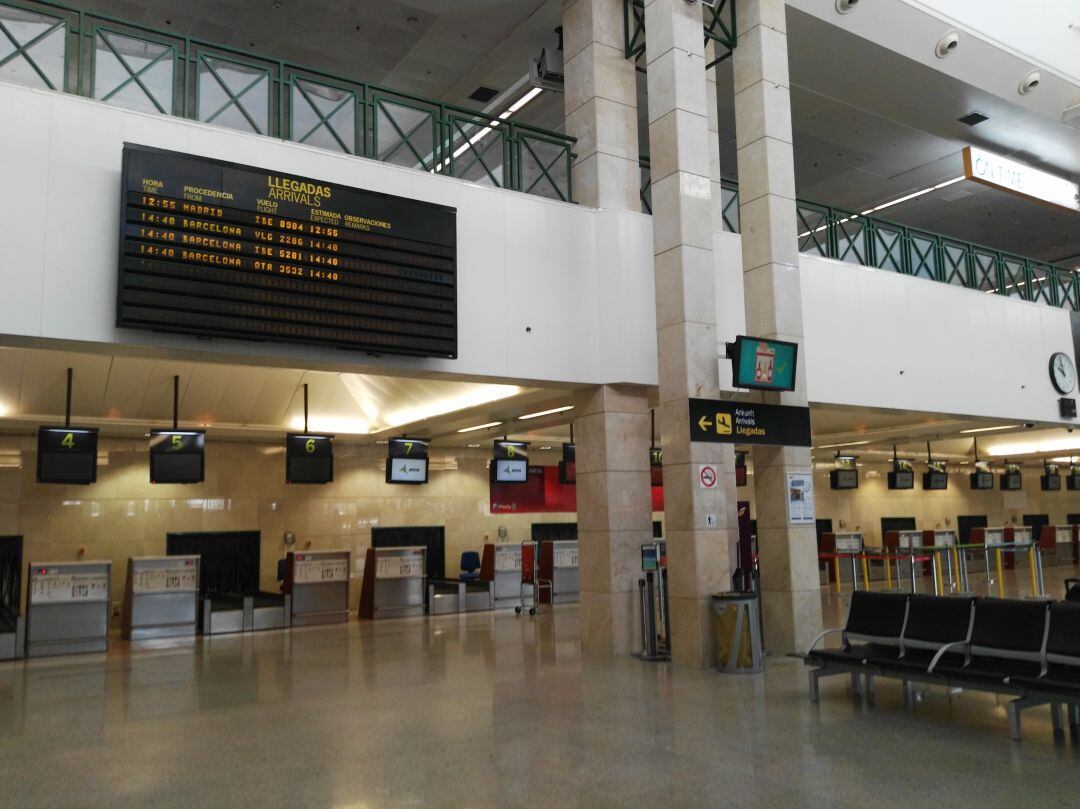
[787,472,815,525]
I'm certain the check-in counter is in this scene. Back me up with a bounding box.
[26,560,111,658]
[358,546,426,619]
[539,540,579,604]
[285,550,350,626]
[1046,525,1077,565]
[480,542,524,609]
[122,556,199,640]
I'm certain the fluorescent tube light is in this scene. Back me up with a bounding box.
[960,424,1020,434]
[457,421,503,433]
[518,405,574,420]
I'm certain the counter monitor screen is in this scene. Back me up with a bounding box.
[149,430,205,484]
[830,468,858,490]
[286,434,333,484]
[970,471,994,490]
[1000,472,1022,491]
[493,459,527,483]
[118,145,457,358]
[888,470,914,490]
[386,437,429,485]
[1042,473,1061,491]
[37,427,98,485]
[923,471,948,490]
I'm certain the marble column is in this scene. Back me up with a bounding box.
[574,385,653,656]
[646,0,739,668]
[563,0,640,211]
[732,0,823,653]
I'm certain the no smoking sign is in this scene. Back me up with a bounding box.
[698,464,718,490]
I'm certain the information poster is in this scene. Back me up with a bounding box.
[786,472,815,525]
[294,556,348,584]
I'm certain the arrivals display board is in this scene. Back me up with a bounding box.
[118,145,457,358]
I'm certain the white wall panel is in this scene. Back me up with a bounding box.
[0,82,658,388]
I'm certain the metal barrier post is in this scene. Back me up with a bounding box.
[909,554,918,593]
[850,554,861,591]
[932,552,943,595]
[1028,546,1039,596]
[833,557,842,594]
[860,555,871,592]
[885,554,893,589]
[995,549,1005,597]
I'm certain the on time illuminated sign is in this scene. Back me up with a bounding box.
[963,146,1079,213]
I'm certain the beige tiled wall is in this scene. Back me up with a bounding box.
[0,438,581,612]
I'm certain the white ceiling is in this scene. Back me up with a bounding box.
[0,346,581,442]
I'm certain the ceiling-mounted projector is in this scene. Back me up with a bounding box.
[529,27,564,92]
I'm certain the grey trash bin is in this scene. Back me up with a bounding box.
[711,592,763,674]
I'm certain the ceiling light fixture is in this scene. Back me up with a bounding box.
[518,405,574,420]
[467,443,481,448]
[796,176,965,239]
[457,421,503,433]
[439,87,544,169]
[989,436,1080,456]
[814,440,871,449]
[960,424,1021,434]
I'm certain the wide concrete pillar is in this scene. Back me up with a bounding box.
[574,385,653,656]
[563,0,640,210]
[732,0,823,653]
[645,0,738,668]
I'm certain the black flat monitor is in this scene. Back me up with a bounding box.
[923,471,948,490]
[36,427,98,484]
[286,434,333,484]
[1000,471,1022,491]
[149,430,205,484]
[970,471,994,490]
[1041,473,1061,491]
[830,469,858,490]
[386,437,429,484]
[888,470,914,490]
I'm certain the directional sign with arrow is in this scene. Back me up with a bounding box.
[688,398,811,447]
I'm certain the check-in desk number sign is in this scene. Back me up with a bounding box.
[295,557,348,584]
[31,573,108,603]
[934,531,957,548]
[495,547,521,572]
[376,557,423,579]
[985,529,1005,547]
[1057,527,1074,544]
[554,548,578,568]
[133,564,197,594]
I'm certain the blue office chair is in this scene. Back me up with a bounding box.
[459,551,481,581]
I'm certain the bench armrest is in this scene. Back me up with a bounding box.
[806,627,844,653]
[927,641,968,674]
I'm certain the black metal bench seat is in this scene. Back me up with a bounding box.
[796,591,1080,740]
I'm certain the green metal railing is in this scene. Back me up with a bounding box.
[625,0,737,68]
[639,160,1079,311]
[0,0,575,202]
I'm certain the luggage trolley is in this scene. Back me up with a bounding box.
[514,541,551,616]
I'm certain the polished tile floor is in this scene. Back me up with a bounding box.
[2,567,1080,808]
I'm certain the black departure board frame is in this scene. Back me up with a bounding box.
[117,144,457,358]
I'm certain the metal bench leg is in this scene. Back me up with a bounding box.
[808,669,822,703]
[1008,697,1042,741]
[1070,704,1080,730]
[1051,703,1064,733]
[865,673,876,705]
[850,671,862,697]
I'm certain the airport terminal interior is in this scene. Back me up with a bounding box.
[1,0,1080,806]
